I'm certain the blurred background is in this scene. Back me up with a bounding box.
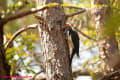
[0,0,120,80]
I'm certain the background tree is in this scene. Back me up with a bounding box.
[91,0,120,79]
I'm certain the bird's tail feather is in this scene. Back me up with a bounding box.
[76,50,79,57]
[70,49,76,66]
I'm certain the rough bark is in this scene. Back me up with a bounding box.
[0,18,10,80]
[91,0,120,76]
[36,0,72,80]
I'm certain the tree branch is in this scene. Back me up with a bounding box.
[64,6,85,10]
[74,28,97,41]
[34,68,91,80]
[0,4,87,24]
[5,24,38,51]
[66,9,86,17]
[98,70,120,80]
[72,68,90,77]
[80,44,97,52]
[2,6,49,24]
[32,71,44,80]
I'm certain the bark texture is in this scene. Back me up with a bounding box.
[37,0,72,80]
[0,18,10,80]
[91,0,120,75]
[0,0,11,79]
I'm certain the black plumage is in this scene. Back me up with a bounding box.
[65,24,80,66]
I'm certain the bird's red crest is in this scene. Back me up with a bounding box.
[65,24,70,27]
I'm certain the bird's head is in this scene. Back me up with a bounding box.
[64,24,72,31]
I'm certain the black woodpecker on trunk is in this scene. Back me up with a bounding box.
[65,24,80,66]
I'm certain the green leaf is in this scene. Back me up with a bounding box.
[73,77,76,80]
[18,52,27,57]
[18,45,24,50]
[10,62,15,76]
[43,3,59,7]
[82,59,89,68]
[26,59,32,66]
[89,70,95,77]
[30,70,36,74]
[84,39,89,45]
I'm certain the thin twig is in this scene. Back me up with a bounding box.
[74,28,97,41]
[72,68,90,77]
[64,6,85,10]
[5,24,38,51]
[66,9,86,17]
[32,71,44,80]
[80,44,97,52]
[98,70,120,80]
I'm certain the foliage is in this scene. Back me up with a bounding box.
[5,32,38,76]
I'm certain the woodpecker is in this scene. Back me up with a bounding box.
[65,24,80,65]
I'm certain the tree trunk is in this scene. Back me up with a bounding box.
[0,18,10,80]
[36,0,72,80]
[91,0,120,76]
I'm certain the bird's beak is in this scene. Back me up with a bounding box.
[63,27,68,30]
[65,26,70,30]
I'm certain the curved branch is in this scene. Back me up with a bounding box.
[5,24,38,51]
